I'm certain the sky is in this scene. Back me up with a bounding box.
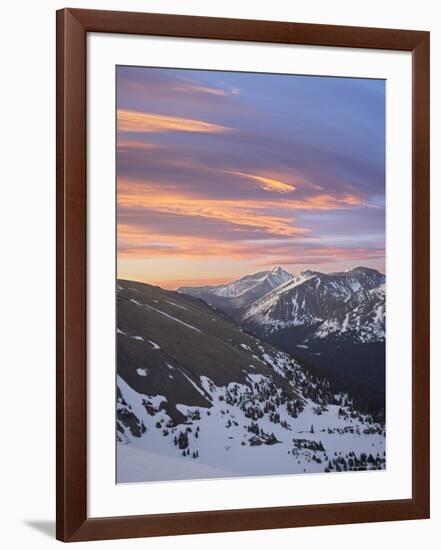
[116,66,385,289]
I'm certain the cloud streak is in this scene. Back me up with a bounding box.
[117,109,232,134]
[117,66,241,99]
[222,170,296,194]
[117,183,308,238]
[117,222,383,269]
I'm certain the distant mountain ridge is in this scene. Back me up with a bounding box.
[178,266,293,314]
[241,266,385,343]
[179,266,385,345]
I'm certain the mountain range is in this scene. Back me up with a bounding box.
[116,279,385,482]
[179,266,386,415]
[179,266,385,345]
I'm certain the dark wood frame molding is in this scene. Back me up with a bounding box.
[56,8,430,542]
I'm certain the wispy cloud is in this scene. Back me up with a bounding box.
[117,109,232,134]
[173,77,240,97]
[117,222,383,268]
[222,170,296,194]
[117,178,365,213]
[117,137,163,152]
[117,67,240,99]
[117,181,307,238]
[285,193,365,210]
[255,245,385,267]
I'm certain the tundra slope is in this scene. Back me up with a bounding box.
[116,280,385,483]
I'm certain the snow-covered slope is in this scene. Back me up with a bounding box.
[241,267,385,342]
[116,279,385,482]
[178,266,293,313]
[311,283,385,343]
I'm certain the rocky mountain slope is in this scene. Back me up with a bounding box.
[311,283,385,344]
[240,267,385,343]
[177,266,293,315]
[116,279,385,483]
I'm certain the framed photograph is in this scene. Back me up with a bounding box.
[56,8,430,542]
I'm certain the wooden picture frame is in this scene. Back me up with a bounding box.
[56,8,430,542]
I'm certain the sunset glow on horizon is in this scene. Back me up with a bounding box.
[117,67,385,289]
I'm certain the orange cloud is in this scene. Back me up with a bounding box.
[117,138,163,151]
[174,79,240,97]
[118,179,364,213]
[116,179,367,263]
[117,109,232,134]
[222,170,296,194]
[119,70,240,99]
[285,193,364,210]
[117,224,263,259]
[117,222,383,267]
[117,181,306,237]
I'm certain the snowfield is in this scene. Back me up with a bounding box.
[117,352,385,482]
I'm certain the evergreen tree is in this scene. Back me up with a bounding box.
[177,430,189,450]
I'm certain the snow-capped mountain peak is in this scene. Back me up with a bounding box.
[178,267,293,313]
[299,269,319,278]
[267,266,293,286]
